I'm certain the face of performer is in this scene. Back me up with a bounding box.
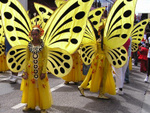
[31,29,40,41]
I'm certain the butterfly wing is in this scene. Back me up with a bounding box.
[6,45,27,72]
[43,0,94,54]
[80,20,97,65]
[31,15,43,27]
[47,47,73,77]
[105,46,128,68]
[131,19,150,52]
[1,0,32,47]
[88,7,106,31]
[0,35,5,56]
[34,2,54,27]
[0,14,5,56]
[55,0,68,7]
[131,42,139,52]
[103,0,137,49]
[131,18,150,43]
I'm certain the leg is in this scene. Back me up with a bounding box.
[125,65,129,83]
[134,51,138,66]
[144,58,150,82]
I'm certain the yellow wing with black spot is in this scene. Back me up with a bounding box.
[131,18,150,52]
[131,42,139,52]
[31,15,43,27]
[105,46,128,68]
[88,7,105,31]
[55,0,68,7]
[43,0,94,54]
[6,45,27,72]
[0,35,5,56]
[104,0,137,49]
[0,14,5,56]
[1,0,32,47]
[34,2,54,28]
[80,20,97,65]
[103,0,137,68]
[47,47,73,77]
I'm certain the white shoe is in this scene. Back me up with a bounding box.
[9,75,17,83]
[144,76,149,83]
[116,89,124,95]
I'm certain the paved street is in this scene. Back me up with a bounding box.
[0,64,150,113]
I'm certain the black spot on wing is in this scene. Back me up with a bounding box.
[15,17,30,33]
[49,39,68,46]
[49,18,72,42]
[50,53,64,62]
[131,25,141,34]
[107,1,125,32]
[9,2,31,31]
[49,2,79,37]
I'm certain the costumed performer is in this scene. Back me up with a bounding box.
[78,0,137,99]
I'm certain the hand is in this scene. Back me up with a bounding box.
[40,73,46,80]
[22,72,28,80]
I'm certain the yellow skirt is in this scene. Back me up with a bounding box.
[0,54,9,72]
[62,52,85,82]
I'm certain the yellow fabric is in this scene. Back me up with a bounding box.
[129,57,132,70]
[62,52,85,82]
[0,54,9,72]
[20,45,52,109]
[80,43,116,95]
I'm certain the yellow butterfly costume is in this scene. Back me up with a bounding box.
[1,0,93,109]
[33,1,91,84]
[79,0,137,96]
[0,12,9,72]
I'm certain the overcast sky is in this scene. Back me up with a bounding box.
[135,0,150,14]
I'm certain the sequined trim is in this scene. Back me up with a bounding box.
[28,40,44,79]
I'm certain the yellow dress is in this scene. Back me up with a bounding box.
[80,43,116,95]
[62,52,85,83]
[0,54,9,72]
[20,43,52,109]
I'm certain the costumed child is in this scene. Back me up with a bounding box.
[78,19,116,99]
[78,0,137,98]
[21,26,52,113]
